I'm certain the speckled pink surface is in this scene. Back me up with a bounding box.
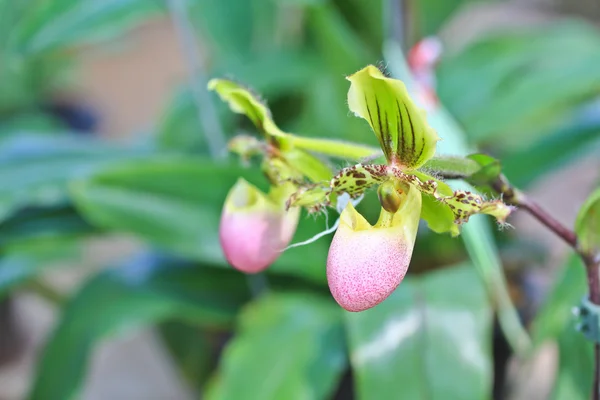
[327,223,412,312]
[219,207,298,274]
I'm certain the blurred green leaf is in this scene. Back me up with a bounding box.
[307,3,374,75]
[0,247,77,300]
[9,0,163,55]
[437,22,600,148]
[206,292,345,400]
[0,205,93,250]
[159,320,219,391]
[0,112,64,135]
[189,0,261,63]
[156,88,226,153]
[346,265,492,400]
[343,0,383,51]
[465,153,502,186]
[417,0,487,37]
[0,134,150,223]
[0,205,93,298]
[575,188,600,257]
[502,111,600,187]
[30,254,251,400]
[551,325,594,400]
[70,157,331,282]
[531,255,587,347]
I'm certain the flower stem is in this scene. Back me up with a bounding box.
[167,0,227,159]
[489,174,600,398]
[286,135,381,160]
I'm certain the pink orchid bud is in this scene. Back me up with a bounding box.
[327,183,422,312]
[219,179,300,274]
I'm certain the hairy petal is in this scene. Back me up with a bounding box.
[397,169,513,227]
[208,79,284,138]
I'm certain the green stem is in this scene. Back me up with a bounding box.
[26,279,65,306]
[287,135,381,160]
[167,0,227,159]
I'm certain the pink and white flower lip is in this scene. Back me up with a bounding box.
[219,179,299,274]
[326,184,421,312]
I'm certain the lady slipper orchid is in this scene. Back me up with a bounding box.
[211,65,514,311]
[328,182,421,312]
[220,179,300,273]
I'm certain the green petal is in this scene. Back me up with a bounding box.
[410,171,458,236]
[208,79,284,138]
[286,183,329,212]
[346,65,439,168]
[420,193,460,236]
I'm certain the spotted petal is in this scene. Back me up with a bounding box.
[346,65,440,168]
[401,171,513,229]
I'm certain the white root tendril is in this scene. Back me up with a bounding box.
[283,194,364,251]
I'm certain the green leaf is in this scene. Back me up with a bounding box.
[346,65,440,168]
[0,205,93,250]
[307,3,374,75]
[159,321,218,391]
[0,205,93,298]
[0,249,76,299]
[188,0,257,63]
[465,153,502,186]
[9,0,163,54]
[155,88,230,154]
[0,112,64,136]
[0,134,150,223]
[206,292,346,400]
[531,255,587,347]
[575,188,600,257]
[417,0,486,37]
[346,264,492,399]
[437,21,600,147]
[30,255,251,400]
[502,111,600,187]
[70,158,331,282]
[70,158,266,263]
[551,325,594,400]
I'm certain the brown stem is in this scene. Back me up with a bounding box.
[516,196,578,249]
[488,174,599,399]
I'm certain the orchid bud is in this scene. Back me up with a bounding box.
[219,179,300,274]
[327,183,421,312]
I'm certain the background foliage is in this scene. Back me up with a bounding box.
[1,0,599,399]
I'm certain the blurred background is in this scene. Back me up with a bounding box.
[1,0,600,399]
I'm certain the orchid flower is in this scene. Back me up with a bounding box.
[210,66,512,311]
